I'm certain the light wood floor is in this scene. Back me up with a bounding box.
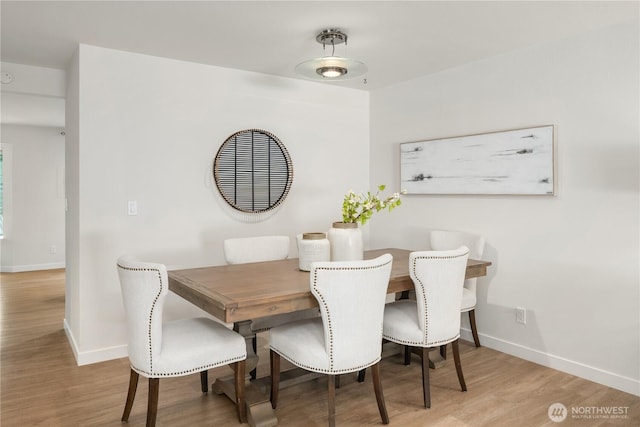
[1,269,638,426]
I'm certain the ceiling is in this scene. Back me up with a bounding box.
[1,0,637,92]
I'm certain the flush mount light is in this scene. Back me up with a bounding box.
[295,29,367,81]
[317,65,347,78]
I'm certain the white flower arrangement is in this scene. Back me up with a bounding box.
[341,184,405,226]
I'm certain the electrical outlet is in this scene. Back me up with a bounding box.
[516,307,526,324]
[127,200,138,216]
[50,245,57,254]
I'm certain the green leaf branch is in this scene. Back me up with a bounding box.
[341,184,405,226]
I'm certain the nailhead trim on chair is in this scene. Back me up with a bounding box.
[270,349,380,375]
[119,262,246,378]
[131,355,246,378]
[310,259,393,372]
[117,263,164,374]
[382,335,460,347]
[411,251,468,347]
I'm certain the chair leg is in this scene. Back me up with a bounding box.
[452,339,467,392]
[440,344,447,359]
[421,347,431,408]
[146,378,159,427]
[250,335,258,379]
[335,375,341,389]
[270,350,280,409]
[122,369,139,422]
[327,375,336,427]
[403,345,412,365]
[371,363,389,424]
[357,369,366,383]
[469,310,481,347]
[200,370,209,393]
[234,360,247,423]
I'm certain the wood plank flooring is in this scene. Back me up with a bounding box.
[1,269,638,426]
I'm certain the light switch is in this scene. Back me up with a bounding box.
[127,200,138,216]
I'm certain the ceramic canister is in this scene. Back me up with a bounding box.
[296,232,330,271]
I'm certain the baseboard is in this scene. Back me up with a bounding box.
[460,328,640,397]
[63,318,82,363]
[1,262,65,272]
[59,320,638,393]
[63,318,128,366]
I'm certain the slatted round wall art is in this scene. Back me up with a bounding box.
[213,129,293,213]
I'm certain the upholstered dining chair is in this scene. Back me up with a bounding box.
[430,230,486,349]
[117,256,247,426]
[223,235,319,379]
[382,247,469,409]
[223,235,290,265]
[269,254,393,427]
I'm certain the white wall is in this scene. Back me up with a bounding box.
[0,62,66,98]
[65,44,370,365]
[0,62,66,128]
[370,21,639,395]
[0,125,66,271]
[65,50,80,344]
[0,62,67,272]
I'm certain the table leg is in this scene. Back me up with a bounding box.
[211,320,278,427]
[428,351,446,369]
[406,346,446,368]
[234,320,259,375]
[383,342,444,369]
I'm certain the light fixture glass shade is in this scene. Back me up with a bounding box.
[295,56,367,81]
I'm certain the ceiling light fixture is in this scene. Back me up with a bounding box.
[295,29,367,81]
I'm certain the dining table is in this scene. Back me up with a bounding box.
[168,248,491,427]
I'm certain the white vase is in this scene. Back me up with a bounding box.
[296,232,330,271]
[327,221,363,261]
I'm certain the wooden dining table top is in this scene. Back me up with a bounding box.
[168,248,492,324]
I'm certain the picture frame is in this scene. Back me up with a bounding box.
[400,125,555,195]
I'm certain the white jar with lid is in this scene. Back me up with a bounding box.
[296,232,330,271]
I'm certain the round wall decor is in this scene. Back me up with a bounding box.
[213,129,293,213]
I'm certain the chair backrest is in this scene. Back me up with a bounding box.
[409,247,469,346]
[117,256,168,374]
[310,254,393,373]
[430,230,485,293]
[223,235,290,264]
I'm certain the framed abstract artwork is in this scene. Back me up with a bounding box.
[400,125,555,195]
